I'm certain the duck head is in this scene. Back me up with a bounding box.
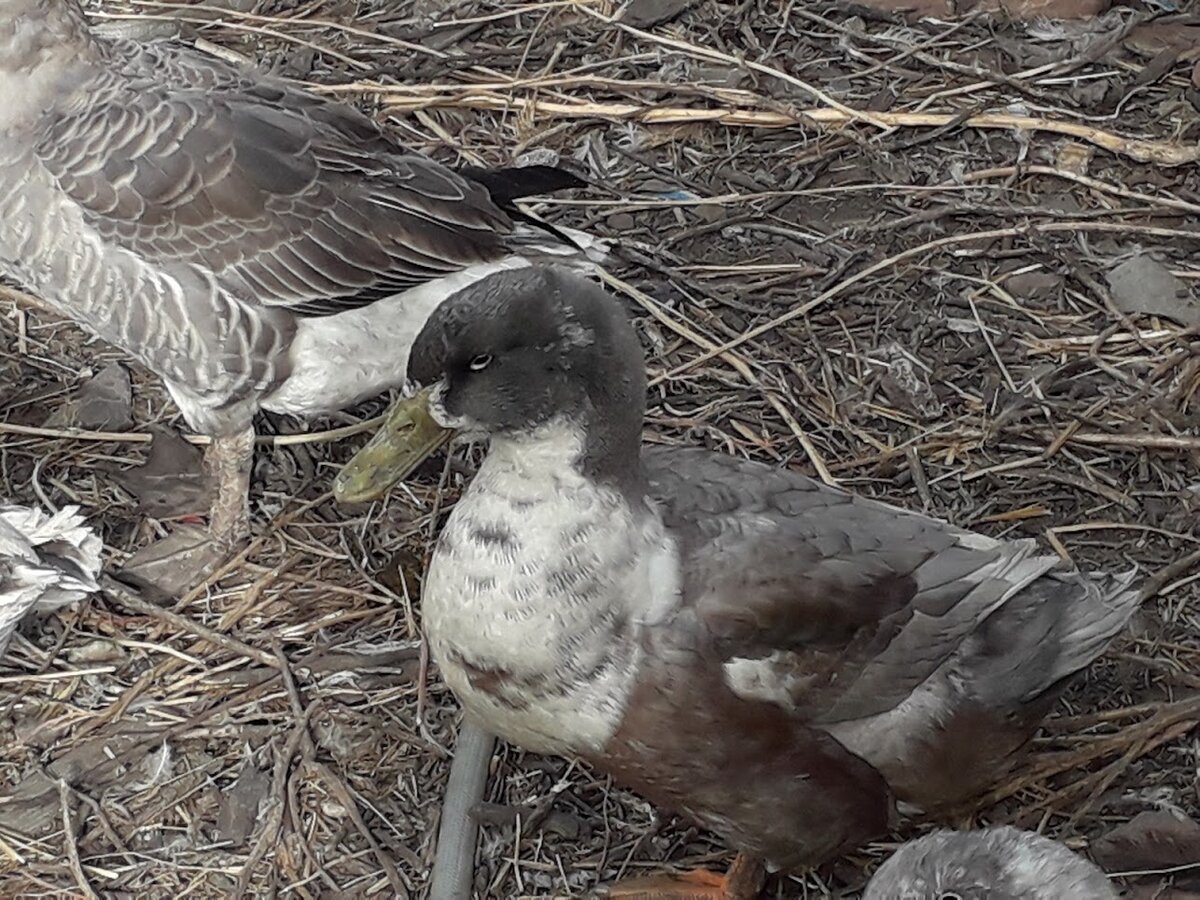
[863,826,1117,900]
[334,266,646,502]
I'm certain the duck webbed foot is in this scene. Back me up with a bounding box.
[593,854,766,900]
[118,428,254,598]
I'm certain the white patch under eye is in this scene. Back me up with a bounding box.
[469,354,493,371]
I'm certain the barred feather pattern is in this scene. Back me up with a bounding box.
[0,1,590,435]
[0,503,102,659]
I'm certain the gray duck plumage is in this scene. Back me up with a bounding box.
[0,0,596,581]
[345,266,1141,897]
[863,826,1118,900]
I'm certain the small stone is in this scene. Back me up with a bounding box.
[1005,270,1063,300]
[1107,254,1199,327]
[606,213,635,231]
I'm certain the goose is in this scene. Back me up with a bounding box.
[0,0,597,588]
[0,502,102,659]
[333,266,1140,899]
[863,826,1118,900]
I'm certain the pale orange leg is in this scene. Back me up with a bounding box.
[595,854,766,900]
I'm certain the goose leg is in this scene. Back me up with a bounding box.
[119,427,255,597]
[205,427,255,547]
[594,854,766,900]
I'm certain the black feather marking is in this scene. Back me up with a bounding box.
[457,164,589,205]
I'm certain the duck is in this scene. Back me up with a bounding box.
[0,0,597,589]
[0,502,102,659]
[863,826,1118,899]
[333,266,1140,900]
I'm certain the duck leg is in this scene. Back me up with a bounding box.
[119,427,255,597]
[596,854,766,900]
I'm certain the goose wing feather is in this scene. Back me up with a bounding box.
[37,41,518,319]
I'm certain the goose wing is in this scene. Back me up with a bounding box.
[36,40,521,319]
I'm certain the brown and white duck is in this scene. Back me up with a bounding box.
[334,267,1140,900]
[863,826,1118,899]
[0,1,597,588]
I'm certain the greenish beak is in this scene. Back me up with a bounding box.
[333,386,453,503]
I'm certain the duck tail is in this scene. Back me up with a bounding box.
[459,164,610,264]
[967,564,1141,708]
[1040,566,1141,689]
[457,163,589,205]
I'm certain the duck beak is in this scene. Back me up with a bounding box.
[333,385,453,503]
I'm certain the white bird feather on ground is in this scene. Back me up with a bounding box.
[0,503,103,659]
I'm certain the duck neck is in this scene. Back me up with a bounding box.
[484,377,646,500]
[572,327,650,497]
[483,409,633,489]
[577,397,646,496]
[486,418,593,481]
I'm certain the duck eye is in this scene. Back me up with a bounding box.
[468,354,492,372]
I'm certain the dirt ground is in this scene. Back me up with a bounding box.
[1,1,1199,897]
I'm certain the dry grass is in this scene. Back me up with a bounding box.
[2,1,1199,897]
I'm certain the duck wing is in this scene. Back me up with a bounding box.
[35,40,529,320]
[644,447,1139,726]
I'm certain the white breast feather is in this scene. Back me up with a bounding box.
[423,422,679,755]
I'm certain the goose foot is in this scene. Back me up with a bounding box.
[592,855,765,900]
[117,525,232,598]
[119,428,255,598]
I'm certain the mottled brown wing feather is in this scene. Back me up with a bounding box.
[643,447,1044,721]
[37,41,515,318]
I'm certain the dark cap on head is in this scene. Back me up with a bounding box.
[407,266,647,484]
